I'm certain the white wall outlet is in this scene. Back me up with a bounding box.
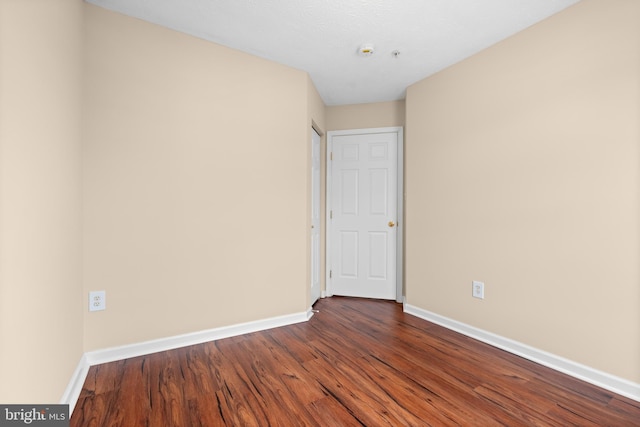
[89,290,106,312]
[472,281,485,299]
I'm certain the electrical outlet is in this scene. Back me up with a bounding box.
[472,281,484,299]
[89,290,106,312]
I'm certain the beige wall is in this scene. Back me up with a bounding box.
[0,0,84,402]
[326,101,405,131]
[406,0,640,382]
[83,4,316,350]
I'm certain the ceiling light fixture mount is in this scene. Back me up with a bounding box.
[357,44,375,57]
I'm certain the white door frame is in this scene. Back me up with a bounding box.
[325,127,404,302]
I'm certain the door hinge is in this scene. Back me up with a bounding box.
[329,270,332,279]
[330,152,333,161]
[330,210,333,219]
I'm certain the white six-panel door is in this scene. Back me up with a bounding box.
[327,129,400,300]
[310,129,321,305]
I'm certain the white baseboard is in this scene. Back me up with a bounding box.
[60,310,309,413]
[85,310,309,366]
[404,303,640,403]
[60,354,90,415]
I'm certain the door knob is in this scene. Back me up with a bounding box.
[388,221,395,228]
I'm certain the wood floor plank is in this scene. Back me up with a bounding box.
[71,297,640,426]
[609,396,640,420]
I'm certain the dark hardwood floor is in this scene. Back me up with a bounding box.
[71,297,640,426]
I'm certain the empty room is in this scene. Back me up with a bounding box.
[0,0,639,425]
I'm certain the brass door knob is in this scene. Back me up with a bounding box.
[388,221,395,228]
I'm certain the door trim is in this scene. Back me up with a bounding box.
[325,127,404,302]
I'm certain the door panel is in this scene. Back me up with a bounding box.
[339,231,358,278]
[340,170,359,215]
[329,130,398,300]
[368,232,387,279]
[369,169,388,214]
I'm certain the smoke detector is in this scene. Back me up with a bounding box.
[357,44,375,57]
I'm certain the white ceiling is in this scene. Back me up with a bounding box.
[86,0,581,106]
